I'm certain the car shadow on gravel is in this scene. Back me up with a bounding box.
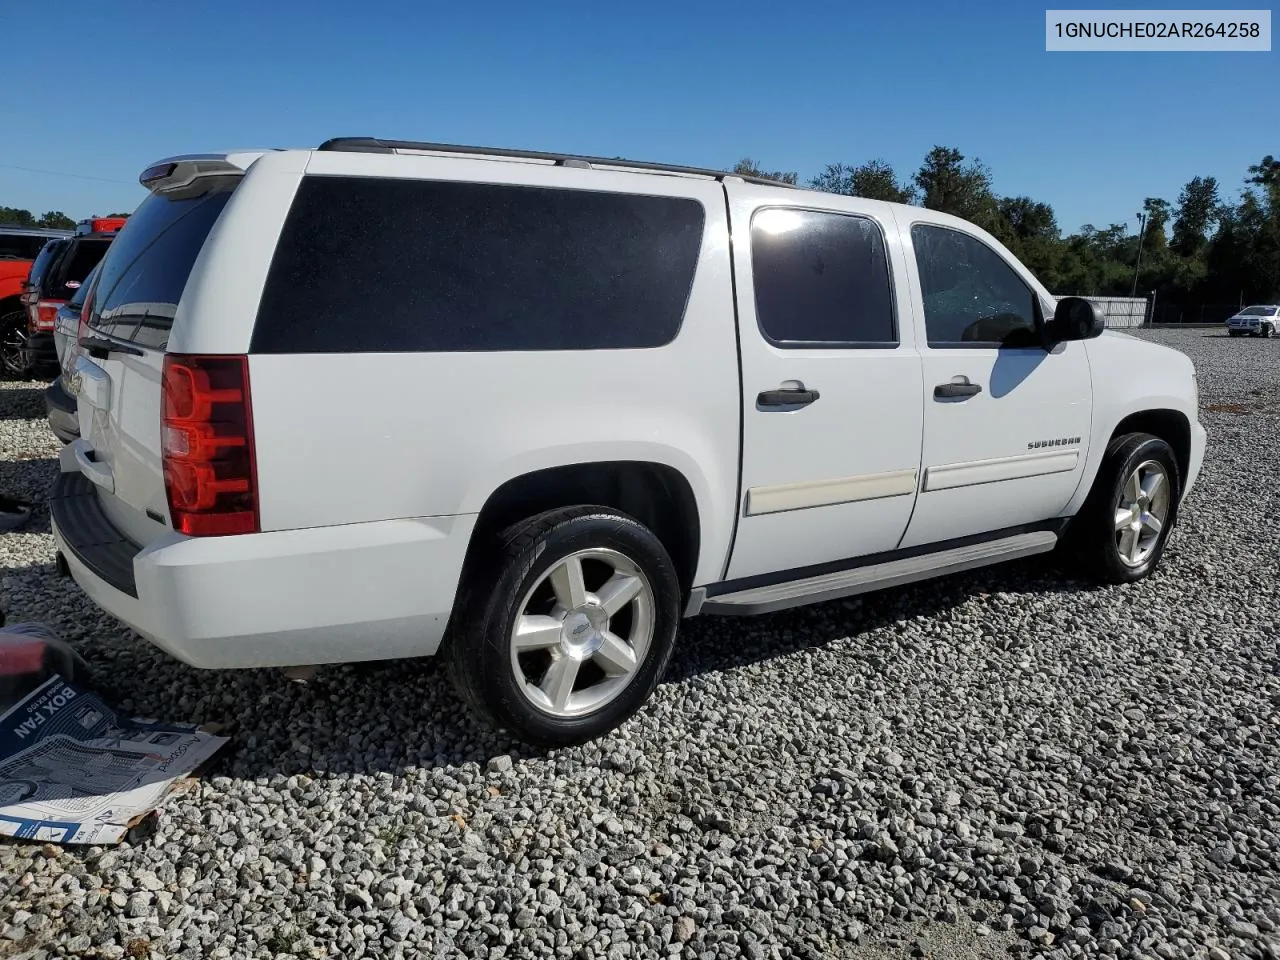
[0,383,48,420]
[0,456,58,536]
[664,554,1098,685]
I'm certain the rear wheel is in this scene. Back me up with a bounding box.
[1069,433,1180,584]
[0,311,30,379]
[1228,330,1242,338]
[444,506,681,746]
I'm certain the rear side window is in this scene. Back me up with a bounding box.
[88,178,236,349]
[750,208,896,347]
[252,176,706,353]
[27,241,66,289]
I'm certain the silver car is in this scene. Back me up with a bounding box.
[1226,305,1279,338]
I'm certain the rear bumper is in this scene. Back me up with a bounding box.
[44,378,79,443]
[50,466,476,669]
[22,332,57,373]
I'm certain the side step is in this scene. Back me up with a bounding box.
[700,530,1059,616]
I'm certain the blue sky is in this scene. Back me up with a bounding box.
[2,0,1275,236]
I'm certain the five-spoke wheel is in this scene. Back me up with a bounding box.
[445,507,681,746]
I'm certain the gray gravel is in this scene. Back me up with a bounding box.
[2,329,1279,960]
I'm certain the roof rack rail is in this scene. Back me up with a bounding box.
[315,137,797,189]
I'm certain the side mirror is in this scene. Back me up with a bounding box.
[1047,296,1106,344]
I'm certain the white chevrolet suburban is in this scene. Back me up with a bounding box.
[51,139,1206,745]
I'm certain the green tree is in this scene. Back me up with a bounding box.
[810,159,915,203]
[0,207,35,227]
[1170,176,1220,257]
[913,147,997,222]
[732,158,798,186]
[37,211,75,230]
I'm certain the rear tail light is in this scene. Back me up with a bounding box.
[32,301,62,332]
[161,355,259,536]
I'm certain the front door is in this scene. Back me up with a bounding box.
[725,186,925,581]
[895,216,1093,549]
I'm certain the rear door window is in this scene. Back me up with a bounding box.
[749,208,896,347]
[252,176,706,353]
[87,178,236,349]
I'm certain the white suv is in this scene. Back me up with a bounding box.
[51,139,1206,745]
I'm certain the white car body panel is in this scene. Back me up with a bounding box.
[50,144,1207,670]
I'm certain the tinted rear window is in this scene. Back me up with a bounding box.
[68,263,101,309]
[54,238,110,298]
[750,208,896,346]
[251,176,706,354]
[88,178,236,349]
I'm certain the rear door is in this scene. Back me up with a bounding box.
[74,177,238,544]
[724,184,925,581]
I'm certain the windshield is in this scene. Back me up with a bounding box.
[1239,306,1278,316]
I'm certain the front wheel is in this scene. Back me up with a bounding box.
[1262,324,1274,339]
[444,506,681,746]
[1069,433,1180,584]
[0,311,31,379]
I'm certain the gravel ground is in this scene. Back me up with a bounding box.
[1,328,1278,960]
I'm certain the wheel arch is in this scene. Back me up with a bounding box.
[1108,409,1191,489]
[462,460,703,598]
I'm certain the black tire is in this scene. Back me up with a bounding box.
[1262,325,1274,339]
[1069,433,1180,584]
[1228,330,1241,338]
[444,506,681,746]
[0,310,31,379]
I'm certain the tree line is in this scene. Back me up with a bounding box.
[734,150,1280,313]
[0,207,131,231]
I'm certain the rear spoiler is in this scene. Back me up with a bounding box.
[138,151,275,193]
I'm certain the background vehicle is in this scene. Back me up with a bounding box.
[19,218,124,376]
[0,226,73,377]
[50,141,1206,746]
[1225,305,1279,337]
[45,262,101,443]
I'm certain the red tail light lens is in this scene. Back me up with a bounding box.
[161,355,258,536]
[33,301,62,332]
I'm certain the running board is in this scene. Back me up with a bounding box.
[700,531,1059,616]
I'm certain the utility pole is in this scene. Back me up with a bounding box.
[1130,211,1147,298]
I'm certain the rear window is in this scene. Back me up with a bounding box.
[0,232,56,261]
[53,238,110,298]
[68,263,100,310]
[251,176,706,354]
[87,178,236,349]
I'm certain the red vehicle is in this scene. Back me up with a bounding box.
[15,216,127,377]
[0,226,74,376]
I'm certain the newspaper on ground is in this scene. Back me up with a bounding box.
[0,665,228,845]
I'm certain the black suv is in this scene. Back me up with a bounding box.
[18,227,120,377]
